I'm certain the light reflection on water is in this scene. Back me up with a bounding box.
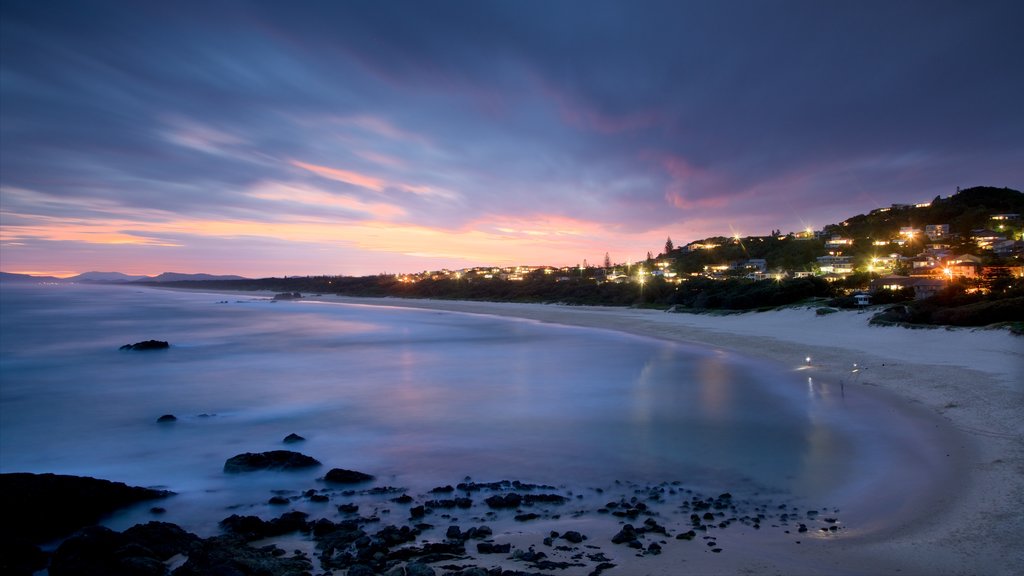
[0,284,940,535]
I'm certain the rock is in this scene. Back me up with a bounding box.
[119,340,169,351]
[484,493,522,509]
[562,530,584,543]
[611,524,637,545]
[272,292,303,300]
[173,534,313,575]
[477,542,511,554]
[121,522,201,560]
[676,530,697,540]
[338,503,359,514]
[282,433,305,443]
[446,525,462,540]
[323,467,375,484]
[0,539,48,576]
[268,496,290,505]
[647,542,662,554]
[406,562,436,576]
[223,450,321,472]
[156,414,177,423]
[49,523,200,576]
[0,473,173,544]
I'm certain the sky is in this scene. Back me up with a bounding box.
[1,0,1022,278]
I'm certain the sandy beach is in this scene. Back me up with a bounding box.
[285,295,1024,575]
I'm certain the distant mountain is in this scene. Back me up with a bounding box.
[138,272,248,282]
[1,271,249,284]
[0,271,64,283]
[69,271,151,282]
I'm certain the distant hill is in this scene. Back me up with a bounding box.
[136,272,248,282]
[69,271,151,282]
[0,271,64,283]
[0,271,248,284]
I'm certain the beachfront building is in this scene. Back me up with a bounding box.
[870,275,946,300]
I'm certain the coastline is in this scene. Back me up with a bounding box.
[25,284,1018,574]
[289,294,1024,575]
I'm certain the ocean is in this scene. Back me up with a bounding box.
[0,283,946,542]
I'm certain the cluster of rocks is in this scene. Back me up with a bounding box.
[4,445,849,576]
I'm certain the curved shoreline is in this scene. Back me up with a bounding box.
[140,287,1023,574]
[299,295,1024,575]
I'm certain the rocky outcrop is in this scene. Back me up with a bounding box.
[119,340,169,351]
[222,451,321,473]
[323,468,375,484]
[0,473,173,544]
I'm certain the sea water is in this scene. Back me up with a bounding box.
[0,283,947,538]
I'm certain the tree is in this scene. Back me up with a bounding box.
[647,251,653,261]
[604,252,611,268]
[665,236,674,254]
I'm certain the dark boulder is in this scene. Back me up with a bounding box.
[119,340,169,351]
[562,530,584,543]
[0,539,48,576]
[0,473,172,544]
[156,414,177,423]
[172,534,313,575]
[49,523,198,576]
[611,524,637,545]
[477,542,511,554]
[223,450,321,472]
[121,522,200,560]
[323,468,375,484]
[282,433,305,443]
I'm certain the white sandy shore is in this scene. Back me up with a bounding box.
[287,295,1023,576]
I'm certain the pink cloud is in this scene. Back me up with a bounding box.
[291,160,387,192]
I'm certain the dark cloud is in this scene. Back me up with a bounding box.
[2,0,1022,274]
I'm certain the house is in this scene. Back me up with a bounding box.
[744,259,767,273]
[816,255,854,275]
[972,229,1006,250]
[870,276,946,299]
[868,274,946,297]
[993,239,1023,257]
[924,224,950,240]
[825,236,854,249]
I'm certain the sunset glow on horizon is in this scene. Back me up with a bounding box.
[2,1,1022,278]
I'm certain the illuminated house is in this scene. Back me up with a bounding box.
[924,224,950,240]
[816,254,854,275]
[870,276,945,300]
[971,229,1006,250]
